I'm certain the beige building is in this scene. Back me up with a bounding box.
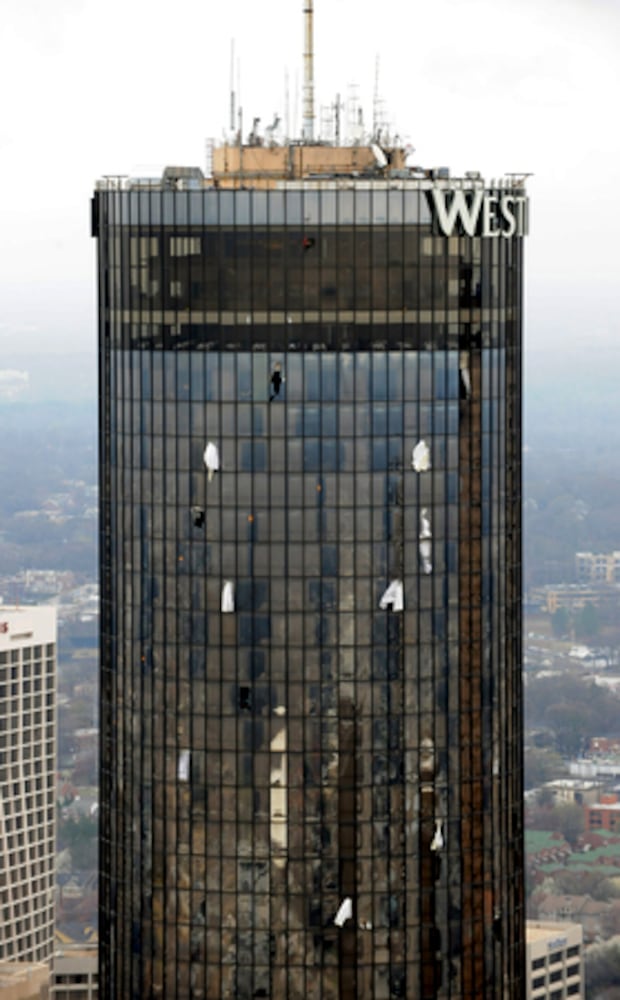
[530,583,601,615]
[0,961,49,1000]
[0,607,56,966]
[544,778,604,806]
[50,948,97,999]
[576,551,620,584]
[526,921,583,999]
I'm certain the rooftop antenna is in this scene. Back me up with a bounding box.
[229,40,236,135]
[302,0,315,142]
[333,92,342,145]
[372,54,380,140]
[284,68,290,142]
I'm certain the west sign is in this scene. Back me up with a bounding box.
[430,189,528,238]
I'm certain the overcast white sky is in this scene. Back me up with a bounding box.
[0,0,618,363]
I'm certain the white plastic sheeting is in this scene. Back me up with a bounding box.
[419,508,432,574]
[221,581,235,613]
[419,509,432,539]
[430,819,444,852]
[459,352,472,399]
[203,441,220,481]
[334,897,353,927]
[177,750,191,782]
[411,439,431,472]
[379,580,404,612]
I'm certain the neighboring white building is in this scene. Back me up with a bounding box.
[51,946,98,999]
[543,778,604,807]
[526,921,583,999]
[0,606,56,965]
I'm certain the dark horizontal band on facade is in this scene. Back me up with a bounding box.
[107,318,518,351]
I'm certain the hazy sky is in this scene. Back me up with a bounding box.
[0,0,618,366]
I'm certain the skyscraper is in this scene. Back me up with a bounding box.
[93,131,527,996]
[0,606,56,965]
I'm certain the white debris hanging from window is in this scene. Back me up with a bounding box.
[459,352,472,399]
[419,508,433,574]
[379,580,404,612]
[203,441,220,481]
[333,897,353,927]
[430,819,444,852]
[221,581,235,613]
[177,750,191,782]
[411,439,431,473]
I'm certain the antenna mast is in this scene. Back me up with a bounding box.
[229,40,236,135]
[373,54,379,140]
[302,0,314,142]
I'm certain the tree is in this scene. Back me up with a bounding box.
[544,701,590,756]
[586,943,620,997]
[57,814,98,870]
[576,603,600,641]
[553,803,585,848]
[551,606,571,638]
[523,748,566,790]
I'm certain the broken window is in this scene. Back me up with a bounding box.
[191,507,205,528]
[269,363,283,401]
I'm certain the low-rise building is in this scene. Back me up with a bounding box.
[526,830,572,869]
[50,947,97,999]
[0,961,49,999]
[590,737,620,755]
[585,793,620,833]
[526,921,583,999]
[529,584,602,615]
[535,895,612,944]
[544,778,604,807]
[576,551,620,584]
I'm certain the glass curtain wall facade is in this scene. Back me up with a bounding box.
[94,177,525,999]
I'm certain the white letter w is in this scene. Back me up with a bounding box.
[430,189,484,237]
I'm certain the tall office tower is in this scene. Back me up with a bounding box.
[0,606,56,964]
[93,136,528,997]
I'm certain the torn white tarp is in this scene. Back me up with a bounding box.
[411,439,431,473]
[430,819,444,852]
[419,540,432,575]
[203,441,220,481]
[419,508,433,573]
[459,352,471,399]
[379,580,404,612]
[177,750,191,782]
[221,581,235,613]
[419,508,432,539]
[334,897,353,927]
